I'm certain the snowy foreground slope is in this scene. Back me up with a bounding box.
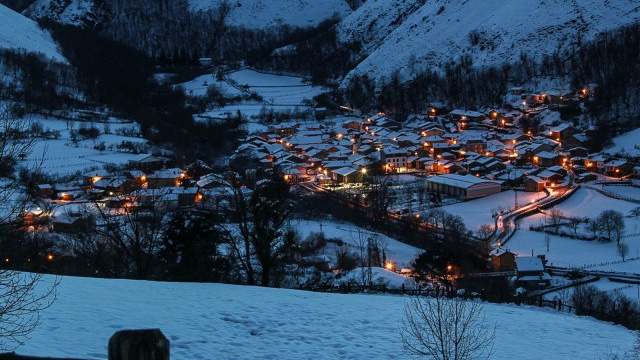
[22,275,636,360]
[339,0,640,85]
[0,3,66,63]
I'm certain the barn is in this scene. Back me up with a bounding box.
[426,174,502,200]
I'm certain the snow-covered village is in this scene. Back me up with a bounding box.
[0,0,639,359]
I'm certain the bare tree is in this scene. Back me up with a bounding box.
[548,207,564,232]
[617,242,630,262]
[568,216,582,236]
[545,232,551,252]
[74,195,166,279]
[0,271,58,351]
[0,102,57,350]
[597,210,625,244]
[400,296,495,360]
[0,102,39,224]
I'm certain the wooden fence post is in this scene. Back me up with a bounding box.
[108,329,169,360]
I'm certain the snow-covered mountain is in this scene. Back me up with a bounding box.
[24,0,98,27]
[24,0,354,30]
[187,0,353,29]
[0,3,66,63]
[338,0,640,85]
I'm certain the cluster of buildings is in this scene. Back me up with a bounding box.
[29,85,639,234]
[231,87,636,202]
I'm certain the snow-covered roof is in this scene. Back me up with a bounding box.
[516,257,544,272]
[426,174,501,189]
[332,167,359,177]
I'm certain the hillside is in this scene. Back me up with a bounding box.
[19,274,638,359]
[338,0,640,85]
[24,0,353,30]
[187,0,353,29]
[0,3,66,62]
[24,0,98,27]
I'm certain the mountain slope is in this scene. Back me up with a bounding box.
[187,0,353,29]
[24,0,98,27]
[0,3,66,62]
[25,0,353,30]
[339,0,640,85]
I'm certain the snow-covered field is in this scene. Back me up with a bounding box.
[226,69,326,106]
[507,187,640,270]
[19,275,637,360]
[177,74,244,97]
[22,114,148,177]
[599,185,640,201]
[0,3,66,63]
[440,190,545,231]
[607,127,640,157]
[192,70,328,132]
[292,219,423,269]
[187,0,352,29]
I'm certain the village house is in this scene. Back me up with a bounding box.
[427,102,449,117]
[84,169,109,186]
[563,133,588,149]
[548,124,577,142]
[515,256,551,289]
[585,154,609,173]
[128,154,166,172]
[524,176,546,192]
[533,151,563,167]
[604,159,634,177]
[490,248,516,271]
[37,184,53,199]
[450,109,485,122]
[146,168,186,189]
[381,147,408,173]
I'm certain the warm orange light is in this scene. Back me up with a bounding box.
[616,169,620,173]
[195,193,204,201]
[179,173,186,179]
[447,265,453,271]
[47,254,54,261]
[92,176,101,183]
[512,139,516,144]
[140,175,147,182]
[385,262,395,271]
[336,134,343,138]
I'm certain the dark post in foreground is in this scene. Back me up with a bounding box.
[108,329,169,360]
